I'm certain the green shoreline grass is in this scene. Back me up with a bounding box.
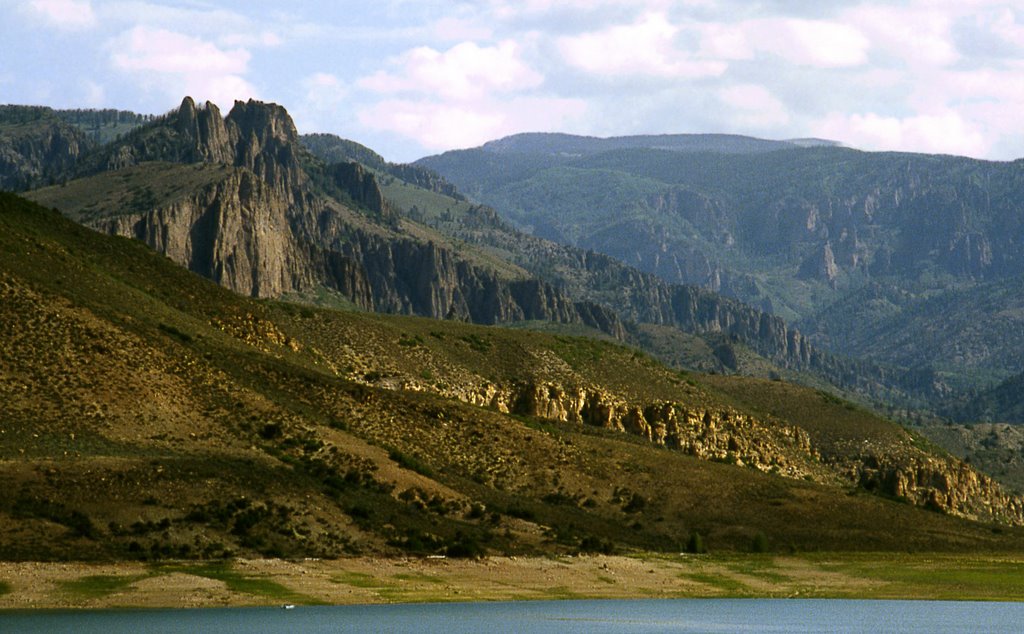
[3,553,1024,609]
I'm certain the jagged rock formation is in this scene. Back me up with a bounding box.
[302,132,464,200]
[83,97,307,198]
[305,224,625,332]
[848,453,1024,525]
[32,98,624,337]
[417,139,1024,383]
[799,241,839,285]
[327,161,393,220]
[427,200,927,402]
[93,167,312,298]
[484,381,814,478]
[354,364,1024,524]
[465,381,1024,524]
[0,106,93,190]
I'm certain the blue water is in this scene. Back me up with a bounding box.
[3,599,1023,633]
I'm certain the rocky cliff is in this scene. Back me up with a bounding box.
[84,97,307,200]
[848,452,1024,525]
[305,215,625,332]
[489,381,1024,524]
[39,98,624,336]
[93,167,314,298]
[429,199,924,403]
[0,106,93,190]
[346,356,1024,524]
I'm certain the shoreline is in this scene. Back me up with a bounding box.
[2,552,1024,609]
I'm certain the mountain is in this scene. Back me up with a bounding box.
[306,133,956,409]
[3,191,1024,562]
[479,132,810,156]
[0,105,156,190]
[14,96,1024,489]
[302,133,463,200]
[416,136,1024,394]
[0,105,94,190]
[21,99,914,413]
[26,97,622,337]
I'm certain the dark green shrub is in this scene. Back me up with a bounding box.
[446,532,484,558]
[751,532,769,553]
[622,493,646,513]
[686,532,706,554]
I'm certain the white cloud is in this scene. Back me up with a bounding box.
[490,0,675,19]
[111,26,250,75]
[358,40,542,100]
[981,8,1024,52]
[219,31,283,48]
[843,5,958,67]
[697,22,755,61]
[712,18,870,68]
[558,12,727,78]
[97,1,253,36]
[304,72,347,110]
[109,26,258,108]
[26,0,96,30]
[357,96,585,151]
[427,16,494,41]
[82,79,106,107]
[812,110,989,157]
[718,84,790,128]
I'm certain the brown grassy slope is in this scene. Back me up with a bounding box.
[1,192,1022,562]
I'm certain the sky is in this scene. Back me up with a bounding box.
[2,0,1023,163]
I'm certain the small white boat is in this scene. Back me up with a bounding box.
[281,604,296,610]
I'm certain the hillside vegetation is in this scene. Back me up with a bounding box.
[3,192,1023,562]
[418,138,1024,410]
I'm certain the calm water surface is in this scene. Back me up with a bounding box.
[3,599,1023,633]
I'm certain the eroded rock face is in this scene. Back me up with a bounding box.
[403,373,1024,524]
[75,98,626,336]
[303,227,625,333]
[93,168,312,298]
[421,378,817,480]
[0,107,91,190]
[847,453,1024,524]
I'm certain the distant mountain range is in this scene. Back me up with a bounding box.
[417,133,1024,423]
[3,98,1024,470]
[5,100,904,404]
[6,96,1024,559]
[476,132,842,156]
[1,188,1021,559]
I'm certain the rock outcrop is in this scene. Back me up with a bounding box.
[847,453,1024,525]
[0,106,92,190]
[85,97,307,199]
[418,378,817,479]
[465,380,1024,524]
[358,365,1024,524]
[70,100,625,336]
[93,167,313,298]
[799,241,839,285]
[327,161,393,221]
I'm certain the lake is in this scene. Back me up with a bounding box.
[3,598,1023,633]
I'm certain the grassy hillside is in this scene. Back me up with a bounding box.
[418,143,1024,393]
[2,192,1022,563]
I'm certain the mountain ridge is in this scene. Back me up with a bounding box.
[3,190,1024,562]
[417,138,1024,416]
